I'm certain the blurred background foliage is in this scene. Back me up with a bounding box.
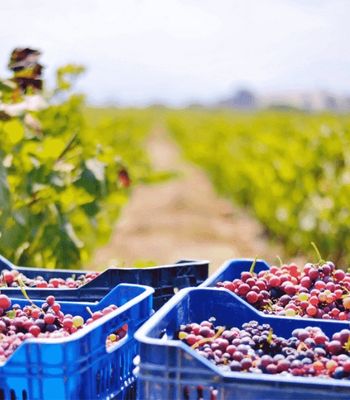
[0,48,156,269]
[166,109,350,266]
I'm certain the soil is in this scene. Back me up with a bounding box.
[90,127,285,274]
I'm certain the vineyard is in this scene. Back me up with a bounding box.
[2,53,350,270]
[166,109,350,265]
[2,52,350,400]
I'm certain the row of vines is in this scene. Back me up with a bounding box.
[167,109,350,265]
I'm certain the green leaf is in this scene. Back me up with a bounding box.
[60,187,94,208]
[56,64,85,91]
[41,138,66,159]
[3,119,24,144]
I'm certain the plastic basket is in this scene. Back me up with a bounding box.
[0,283,153,400]
[135,287,350,400]
[0,254,208,310]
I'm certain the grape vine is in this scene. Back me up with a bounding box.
[0,48,152,269]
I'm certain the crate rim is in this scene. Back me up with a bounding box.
[106,259,209,271]
[135,286,350,389]
[0,253,209,275]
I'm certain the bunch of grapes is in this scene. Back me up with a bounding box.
[0,294,120,363]
[178,319,350,379]
[0,269,99,289]
[217,260,350,320]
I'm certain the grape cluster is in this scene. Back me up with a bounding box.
[216,261,350,320]
[0,294,119,363]
[0,269,99,289]
[178,319,350,379]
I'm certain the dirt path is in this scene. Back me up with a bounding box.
[90,127,284,274]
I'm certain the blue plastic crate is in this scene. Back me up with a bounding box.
[135,287,350,400]
[0,254,208,310]
[0,283,153,400]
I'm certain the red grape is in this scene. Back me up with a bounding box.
[0,295,11,310]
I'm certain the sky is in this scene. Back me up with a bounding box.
[0,0,349,106]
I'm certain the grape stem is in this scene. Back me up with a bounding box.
[276,255,283,268]
[86,306,93,317]
[16,276,39,308]
[249,257,258,274]
[311,242,325,264]
[266,328,273,344]
[191,326,226,350]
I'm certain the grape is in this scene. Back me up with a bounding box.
[0,295,11,310]
[185,334,197,346]
[72,316,84,328]
[265,364,278,374]
[327,340,342,355]
[343,361,350,373]
[0,321,6,332]
[46,295,55,306]
[230,360,241,371]
[241,358,252,370]
[246,291,259,304]
[237,283,250,295]
[343,297,350,310]
[308,269,319,280]
[199,326,212,337]
[285,309,296,317]
[43,313,55,324]
[334,270,346,281]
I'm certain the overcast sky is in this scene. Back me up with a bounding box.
[0,0,349,105]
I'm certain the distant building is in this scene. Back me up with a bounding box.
[219,88,257,110]
[323,94,337,111]
[230,89,256,109]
